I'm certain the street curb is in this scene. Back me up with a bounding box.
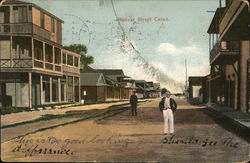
[1,100,151,129]
[206,107,250,143]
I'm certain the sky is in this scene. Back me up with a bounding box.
[25,0,221,92]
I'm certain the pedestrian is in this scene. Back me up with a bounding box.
[130,91,138,116]
[159,88,177,135]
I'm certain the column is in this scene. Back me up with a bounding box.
[31,38,34,68]
[29,72,32,108]
[52,46,55,71]
[10,36,12,67]
[73,76,75,102]
[50,77,52,103]
[43,42,45,68]
[58,78,61,103]
[40,75,43,105]
[60,50,63,73]
[78,77,81,103]
[65,76,68,102]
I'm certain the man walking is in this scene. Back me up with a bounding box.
[130,91,138,116]
[159,88,177,135]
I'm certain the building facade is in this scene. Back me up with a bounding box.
[0,0,81,108]
[207,0,250,112]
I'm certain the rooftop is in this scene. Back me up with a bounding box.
[80,72,107,86]
[2,0,64,22]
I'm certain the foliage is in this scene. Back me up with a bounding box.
[63,44,94,68]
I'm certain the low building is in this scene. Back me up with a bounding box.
[80,72,108,102]
[80,68,136,101]
[188,77,204,98]
[135,80,147,98]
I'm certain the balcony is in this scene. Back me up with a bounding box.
[62,65,80,76]
[210,41,240,65]
[0,23,51,41]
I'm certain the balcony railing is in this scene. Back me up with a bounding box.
[0,23,32,33]
[62,65,80,76]
[33,24,51,40]
[0,58,32,68]
[0,23,51,41]
[210,42,221,62]
[210,41,240,65]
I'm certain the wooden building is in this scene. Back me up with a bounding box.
[0,0,81,108]
[207,0,250,112]
[80,72,108,102]
[80,68,136,101]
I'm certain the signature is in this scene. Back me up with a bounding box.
[11,143,73,157]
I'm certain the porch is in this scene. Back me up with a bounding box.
[0,72,80,108]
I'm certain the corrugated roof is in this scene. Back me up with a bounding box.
[80,65,96,73]
[95,69,124,76]
[80,72,107,86]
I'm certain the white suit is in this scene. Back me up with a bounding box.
[163,97,174,134]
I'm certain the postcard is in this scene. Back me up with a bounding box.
[0,0,249,162]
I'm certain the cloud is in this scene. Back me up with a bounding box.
[157,42,202,56]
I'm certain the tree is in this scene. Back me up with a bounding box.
[63,44,94,69]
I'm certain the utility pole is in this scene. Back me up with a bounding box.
[185,58,188,88]
[184,58,188,98]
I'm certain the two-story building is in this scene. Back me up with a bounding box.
[207,0,250,112]
[0,0,81,108]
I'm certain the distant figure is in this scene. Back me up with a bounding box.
[159,88,177,135]
[130,91,138,116]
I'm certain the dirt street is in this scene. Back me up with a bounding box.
[1,98,249,162]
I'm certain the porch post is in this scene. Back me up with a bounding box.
[73,76,75,102]
[66,76,68,102]
[52,46,55,71]
[40,75,43,105]
[78,77,80,103]
[10,36,12,67]
[50,77,52,103]
[31,38,34,68]
[58,78,61,103]
[29,72,32,108]
[43,42,45,68]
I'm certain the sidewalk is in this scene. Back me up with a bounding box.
[1,99,151,127]
[207,103,250,142]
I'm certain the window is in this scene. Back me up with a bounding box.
[45,44,53,63]
[0,6,10,23]
[12,37,32,59]
[34,40,43,60]
[13,6,30,23]
[54,47,61,64]
[67,55,73,66]
[0,36,10,59]
[74,57,79,67]
[51,18,55,33]
[40,12,45,28]
[63,53,67,64]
